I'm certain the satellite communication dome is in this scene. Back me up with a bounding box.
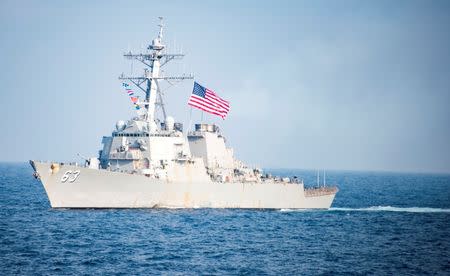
[165,116,175,131]
[116,120,126,131]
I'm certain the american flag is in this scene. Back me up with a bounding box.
[188,82,230,119]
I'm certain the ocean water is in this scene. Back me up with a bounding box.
[1,163,449,275]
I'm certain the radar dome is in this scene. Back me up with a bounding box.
[152,38,164,50]
[115,120,126,131]
[165,116,175,131]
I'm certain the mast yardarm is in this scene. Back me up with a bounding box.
[119,17,193,132]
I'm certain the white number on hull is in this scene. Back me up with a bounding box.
[61,170,80,183]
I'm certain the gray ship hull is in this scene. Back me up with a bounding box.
[31,161,336,209]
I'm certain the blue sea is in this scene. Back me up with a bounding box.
[1,163,449,275]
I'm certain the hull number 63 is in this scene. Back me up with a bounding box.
[61,170,80,183]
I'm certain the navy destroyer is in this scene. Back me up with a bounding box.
[30,18,338,208]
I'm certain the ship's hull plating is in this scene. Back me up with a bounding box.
[31,161,336,209]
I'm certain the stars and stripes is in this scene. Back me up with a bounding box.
[188,82,230,119]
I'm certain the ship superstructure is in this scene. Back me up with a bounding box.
[30,18,338,209]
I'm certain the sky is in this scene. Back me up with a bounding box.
[1,0,449,173]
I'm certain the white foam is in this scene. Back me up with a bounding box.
[329,206,450,213]
[279,208,306,212]
[157,206,185,209]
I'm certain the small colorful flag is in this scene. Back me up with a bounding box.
[121,82,140,110]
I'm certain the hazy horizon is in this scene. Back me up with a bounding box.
[1,0,449,173]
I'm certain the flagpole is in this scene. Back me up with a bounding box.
[188,107,193,132]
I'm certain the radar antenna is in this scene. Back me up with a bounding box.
[158,16,163,40]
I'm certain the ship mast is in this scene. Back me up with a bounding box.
[119,17,193,132]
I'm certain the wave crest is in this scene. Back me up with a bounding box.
[278,206,450,213]
[330,206,450,213]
